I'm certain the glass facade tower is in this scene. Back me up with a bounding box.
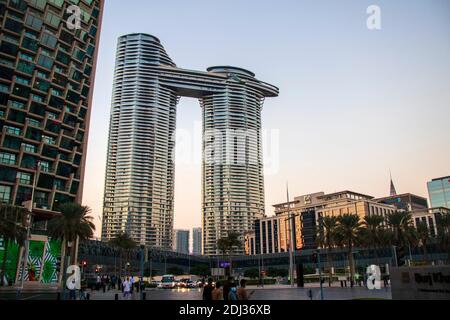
[102,34,278,253]
[427,176,450,209]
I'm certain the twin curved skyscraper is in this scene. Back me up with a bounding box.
[101,34,279,255]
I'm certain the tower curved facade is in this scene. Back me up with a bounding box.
[102,34,278,254]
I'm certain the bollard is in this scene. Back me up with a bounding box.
[115,293,119,300]
[86,293,90,300]
[142,292,146,300]
[56,292,61,300]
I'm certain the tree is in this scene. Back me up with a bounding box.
[216,232,242,275]
[190,264,210,277]
[47,203,95,266]
[316,215,338,287]
[437,212,450,252]
[267,267,288,278]
[109,232,137,277]
[336,214,362,287]
[360,214,385,265]
[0,205,28,286]
[416,221,430,263]
[167,266,184,276]
[244,268,260,279]
[385,211,415,247]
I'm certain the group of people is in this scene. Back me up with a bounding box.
[66,274,141,300]
[202,277,253,301]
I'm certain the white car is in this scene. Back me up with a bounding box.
[159,275,176,289]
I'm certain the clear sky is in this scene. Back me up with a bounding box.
[83,0,450,238]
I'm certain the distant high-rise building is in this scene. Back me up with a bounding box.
[0,0,104,209]
[192,227,202,255]
[101,34,278,252]
[173,229,189,254]
[427,176,450,209]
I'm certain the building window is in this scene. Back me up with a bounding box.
[37,54,54,69]
[44,12,61,28]
[31,94,44,103]
[27,118,41,128]
[17,172,32,185]
[15,76,31,85]
[39,161,51,172]
[0,84,10,93]
[4,125,21,136]
[41,31,57,48]
[42,135,56,145]
[12,84,31,97]
[0,185,12,204]
[0,152,16,165]
[25,15,43,30]
[3,136,22,150]
[36,71,49,79]
[19,53,34,62]
[28,0,47,10]
[8,100,25,110]
[17,61,35,74]
[22,143,37,153]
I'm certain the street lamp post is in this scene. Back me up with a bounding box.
[285,182,296,287]
[139,245,145,300]
[317,248,324,300]
[17,161,39,296]
[392,245,398,267]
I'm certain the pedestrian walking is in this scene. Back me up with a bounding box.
[212,281,222,300]
[122,277,131,300]
[228,283,238,301]
[237,279,254,300]
[202,278,214,300]
[130,276,135,293]
[67,270,78,301]
[222,277,233,301]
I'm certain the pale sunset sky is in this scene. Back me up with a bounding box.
[82,0,450,238]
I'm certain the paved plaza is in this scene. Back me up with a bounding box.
[0,284,391,300]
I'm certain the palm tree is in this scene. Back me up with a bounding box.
[317,216,338,286]
[47,203,95,269]
[437,212,450,253]
[361,214,385,265]
[216,231,242,276]
[0,205,28,286]
[416,221,430,263]
[336,214,362,287]
[109,232,137,277]
[385,211,415,247]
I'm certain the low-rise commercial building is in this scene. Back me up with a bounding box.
[245,190,397,255]
[411,207,450,237]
